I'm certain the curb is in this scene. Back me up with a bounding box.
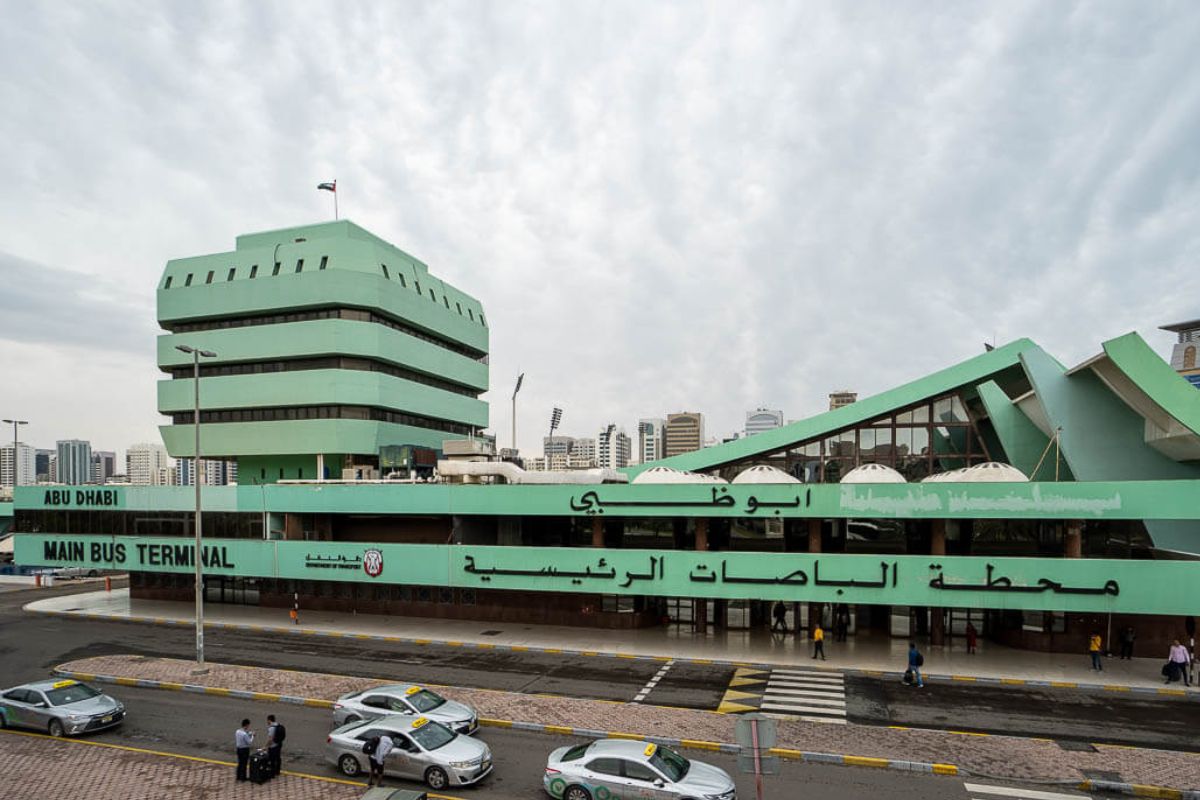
[32,607,1197,698]
[1077,779,1200,800]
[53,667,960,777]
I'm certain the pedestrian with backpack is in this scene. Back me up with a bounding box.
[266,714,286,777]
[906,642,925,687]
[364,733,392,786]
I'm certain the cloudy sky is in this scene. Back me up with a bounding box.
[2,2,1198,460]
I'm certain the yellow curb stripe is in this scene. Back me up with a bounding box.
[1130,787,1183,800]
[606,732,645,741]
[614,653,638,659]
[887,725,912,731]
[251,692,282,702]
[303,698,335,708]
[475,643,495,649]
[480,718,512,728]
[159,682,185,691]
[1049,681,1077,687]
[843,755,890,768]
[203,687,231,697]
[679,739,721,751]
[1000,678,1026,685]
[113,677,139,687]
[543,725,574,736]
[509,645,529,651]
[1103,685,1131,692]
[932,763,959,775]
[444,641,463,647]
[543,649,562,654]
[951,675,976,682]
[1156,689,1186,696]
[947,730,989,737]
[769,748,804,760]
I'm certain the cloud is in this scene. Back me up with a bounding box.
[1,1,1198,459]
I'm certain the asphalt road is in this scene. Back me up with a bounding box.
[3,582,1198,753]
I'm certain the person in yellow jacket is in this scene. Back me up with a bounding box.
[812,623,826,660]
[1089,632,1103,671]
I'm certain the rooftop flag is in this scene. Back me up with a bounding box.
[317,180,338,219]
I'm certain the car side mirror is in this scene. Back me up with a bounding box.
[34,702,48,708]
[653,779,665,788]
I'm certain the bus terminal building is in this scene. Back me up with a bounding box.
[11,221,1200,656]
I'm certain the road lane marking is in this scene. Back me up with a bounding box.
[633,659,674,703]
[964,782,1090,800]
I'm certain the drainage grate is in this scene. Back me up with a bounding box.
[479,630,503,636]
[1081,769,1122,782]
[1057,741,1098,752]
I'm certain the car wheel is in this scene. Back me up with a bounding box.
[87,570,99,578]
[564,785,592,800]
[48,719,65,738]
[425,766,449,790]
[343,714,361,724]
[337,754,361,776]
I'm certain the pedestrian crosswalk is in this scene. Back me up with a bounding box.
[963,783,1093,800]
[718,667,848,724]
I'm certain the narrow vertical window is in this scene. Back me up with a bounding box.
[227,268,236,281]
[398,274,406,288]
[456,302,462,314]
[164,276,173,289]
[415,281,422,294]
[444,296,450,309]
[205,270,214,284]
[480,314,486,326]
[272,262,281,276]
[185,273,193,286]
[429,289,436,301]
[319,255,328,270]
[295,259,304,273]
[249,265,258,278]
[381,264,390,279]
[468,308,474,321]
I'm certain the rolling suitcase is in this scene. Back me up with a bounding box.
[249,748,272,784]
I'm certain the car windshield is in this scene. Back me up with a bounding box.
[407,689,446,713]
[409,721,456,751]
[45,683,102,706]
[649,746,690,782]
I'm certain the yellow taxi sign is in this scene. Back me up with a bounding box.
[405,686,422,696]
[412,717,429,729]
[644,743,657,758]
[50,680,77,689]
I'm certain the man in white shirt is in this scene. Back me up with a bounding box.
[1168,639,1191,687]
[234,719,255,781]
[368,734,394,786]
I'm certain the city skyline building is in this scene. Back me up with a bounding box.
[596,426,630,470]
[34,449,53,483]
[91,450,117,485]
[744,408,784,438]
[126,443,173,486]
[0,443,35,488]
[664,412,704,457]
[829,391,858,410]
[55,439,93,485]
[637,418,665,465]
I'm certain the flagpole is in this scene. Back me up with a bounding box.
[334,179,338,220]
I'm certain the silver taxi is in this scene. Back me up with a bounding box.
[333,684,478,735]
[325,715,492,790]
[0,679,126,737]
[544,739,736,800]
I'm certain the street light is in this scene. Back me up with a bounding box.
[511,373,524,453]
[175,344,217,672]
[2,419,28,488]
[547,407,563,470]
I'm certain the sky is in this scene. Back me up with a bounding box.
[2,1,1199,461]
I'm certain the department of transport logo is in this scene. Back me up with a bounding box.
[362,548,384,578]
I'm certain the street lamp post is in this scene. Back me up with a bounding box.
[175,344,217,672]
[511,373,524,453]
[2,419,28,487]
[547,407,562,469]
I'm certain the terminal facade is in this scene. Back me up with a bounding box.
[11,221,1200,657]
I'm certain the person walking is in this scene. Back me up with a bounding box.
[1168,639,1191,686]
[771,601,788,633]
[1088,632,1103,671]
[289,607,299,625]
[907,642,924,687]
[966,622,978,654]
[366,732,393,787]
[811,623,826,660]
[266,714,285,777]
[1119,625,1136,660]
[234,719,254,782]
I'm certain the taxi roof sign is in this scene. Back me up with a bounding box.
[412,717,429,728]
[50,680,77,689]
[405,686,422,695]
[644,743,657,757]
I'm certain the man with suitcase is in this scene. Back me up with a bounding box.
[234,719,254,782]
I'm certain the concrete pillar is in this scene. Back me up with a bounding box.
[591,517,604,548]
[930,519,946,646]
[316,453,325,481]
[694,518,709,633]
[807,519,822,635]
[1065,520,1082,558]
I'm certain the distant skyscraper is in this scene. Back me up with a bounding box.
[35,449,53,482]
[664,412,704,457]
[1161,319,1200,389]
[637,418,666,465]
[91,451,117,484]
[597,426,631,470]
[55,440,93,485]
[540,436,596,470]
[744,408,784,438]
[829,391,857,410]
[126,443,172,486]
[1,443,35,488]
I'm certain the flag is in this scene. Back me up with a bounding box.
[317,181,337,193]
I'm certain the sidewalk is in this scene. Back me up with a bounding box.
[56,654,1200,790]
[0,727,360,800]
[28,588,1196,694]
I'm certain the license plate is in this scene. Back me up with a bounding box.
[100,716,112,723]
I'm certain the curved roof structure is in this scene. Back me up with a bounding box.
[631,466,728,485]
[840,464,907,484]
[731,465,801,484]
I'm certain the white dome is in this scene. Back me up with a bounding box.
[958,462,1029,482]
[731,465,802,484]
[840,463,907,484]
[631,466,729,485]
[921,468,968,483]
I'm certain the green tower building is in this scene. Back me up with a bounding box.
[156,220,489,482]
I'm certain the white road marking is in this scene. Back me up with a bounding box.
[633,659,674,703]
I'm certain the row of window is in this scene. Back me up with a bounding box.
[170,404,477,436]
[165,306,487,362]
[377,263,484,325]
[162,255,486,328]
[167,356,481,398]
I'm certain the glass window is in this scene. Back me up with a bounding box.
[381,264,390,279]
[295,258,304,273]
[407,689,446,713]
[227,268,236,281]
[249,265,258,278]
[561,744,590,762]
[480,314,486,326]
[319,256,328,270]
[415,280,422,294]
[164,276,173,289]
[410,720,456,751]
[205,270,214,284]
[649,747,689,782]
[444,296,450,309]
[456,302,462,314]
[398,274,406,287]
[587,758,623,777]
[429,289,436,301]
[272,262,281,276]
[872,414,892,426]
[468,308,474,320]
[623,761,660,782]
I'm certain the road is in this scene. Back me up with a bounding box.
[3,582,1198,754]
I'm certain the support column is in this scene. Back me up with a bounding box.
[694,518,709,633]
[1065,520,1082,558]
[930,520,946,646]
[807,519,822,635]
[316,453,325,481]
[591,517,604,548]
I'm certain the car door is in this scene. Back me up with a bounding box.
[386,733,421,779]
[24,690,52,730]
[582,757,625,799]
[359,695,391,720]
[622,758,674,800]
[0,689,32,729]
